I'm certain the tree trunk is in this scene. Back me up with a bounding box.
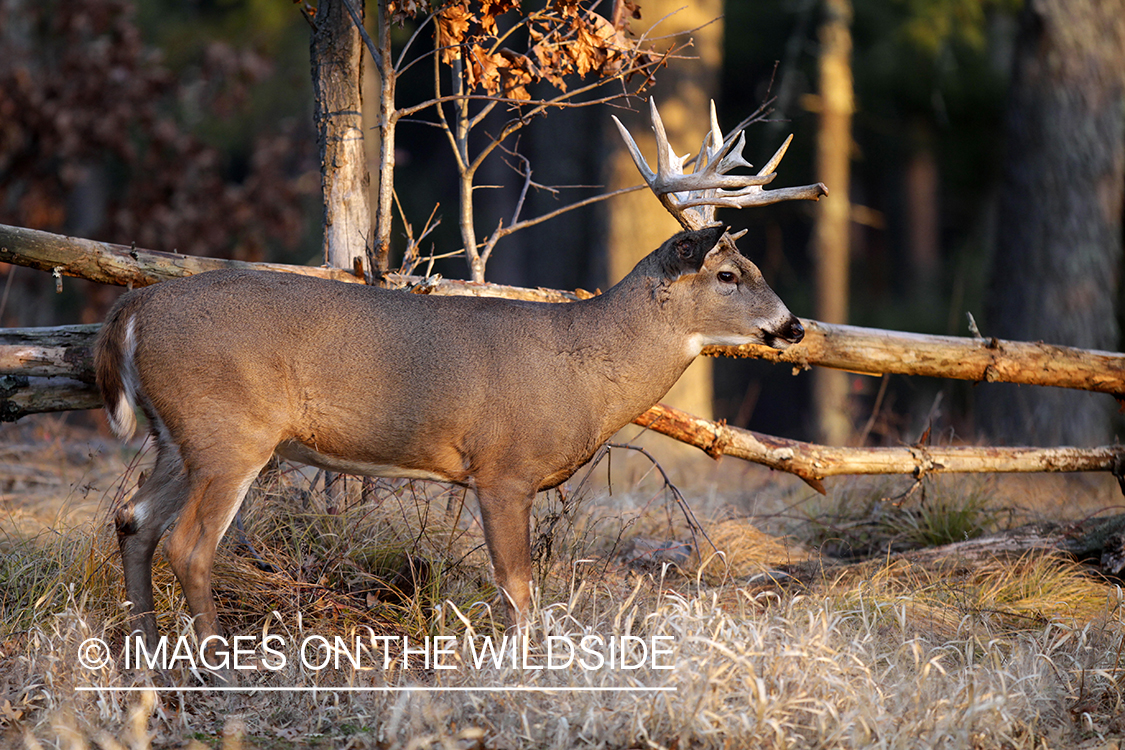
[312,0,372,273]
[812,0,855,446]
[982,0,1125,446]
[604,0,724,425]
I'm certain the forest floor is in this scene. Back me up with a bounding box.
[3,412,1125,749]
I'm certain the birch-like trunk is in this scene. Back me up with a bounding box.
[312,0,372,273]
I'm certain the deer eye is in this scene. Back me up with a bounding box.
[717,271,737,284]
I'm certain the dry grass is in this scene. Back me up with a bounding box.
[3,420,1125,748]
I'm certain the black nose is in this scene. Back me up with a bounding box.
[785,317,805,344]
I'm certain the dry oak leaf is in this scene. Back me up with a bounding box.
[436,2,475,62]
[478,0,520,35]
[569,15,609,76]
[465,43,503,94]
[390,0,430,24]
[496,48,537,99]
[550,0,582,19]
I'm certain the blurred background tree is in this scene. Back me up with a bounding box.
[2,0,1122,450]
[980,0,1125,447]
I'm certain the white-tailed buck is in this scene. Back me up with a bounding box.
[96,101,825,650]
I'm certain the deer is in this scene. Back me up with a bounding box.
[95,100,826,655]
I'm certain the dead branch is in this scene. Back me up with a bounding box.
[633,403,1125,494]
[712,319,1125,398]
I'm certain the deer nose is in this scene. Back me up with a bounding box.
[782,317,805,344]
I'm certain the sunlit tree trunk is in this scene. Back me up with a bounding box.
[312,0,372,274]
[982,0,1125,447]
[812,0,854,445]
[604,0,723,422]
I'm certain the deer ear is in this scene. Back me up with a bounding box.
[661,225,726,277]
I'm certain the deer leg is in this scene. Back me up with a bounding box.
[116,446,192,648]
[475,481,537,626]
[162,458,269,654]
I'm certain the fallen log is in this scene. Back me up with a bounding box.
[0,223,362,287]
[778,514,1125,589]
[4,330,1124,491]
[713,322,1125,399]
[0,223,587,303]
[3,222,1125,396]
[0,375,101,422]
[0,324,99,380]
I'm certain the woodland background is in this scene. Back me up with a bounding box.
[1,0,1122,450]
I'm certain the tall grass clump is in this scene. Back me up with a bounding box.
[9,571,1123,748]
[802,476,1008,558]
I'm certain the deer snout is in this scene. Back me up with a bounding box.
[783,317,805,344]
[763,316,805,350]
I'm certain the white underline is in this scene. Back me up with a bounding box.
[77,686,676,693]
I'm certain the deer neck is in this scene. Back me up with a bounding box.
[570,267,698,430]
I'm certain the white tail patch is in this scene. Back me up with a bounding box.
[107,315,140,440]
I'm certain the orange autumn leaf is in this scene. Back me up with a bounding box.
[389,0,429,25]
[436,2,475,62]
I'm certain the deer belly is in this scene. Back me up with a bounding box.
[274,439,455,483]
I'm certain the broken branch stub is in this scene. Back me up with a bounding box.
[612,99,828,230]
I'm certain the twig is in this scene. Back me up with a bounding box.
[606,441,717,559]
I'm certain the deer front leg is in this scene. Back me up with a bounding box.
[475,481,536,627]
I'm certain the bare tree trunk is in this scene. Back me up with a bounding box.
[312,0,372,273]
[604,0,723,424]
[812,0,855,446]
[312,0,373,504]
[982,0,1125,446]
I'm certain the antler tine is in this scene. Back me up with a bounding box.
[717,131,754,174]
[692,100,724,173]
[673,182,828,210]
[648,98,689,193]
[611,115,656,185]
[758,133,794,177]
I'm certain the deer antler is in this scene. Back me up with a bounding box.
[612,99,828,230]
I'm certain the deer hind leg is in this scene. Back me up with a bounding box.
[116,444,193,648]
[161,451,272,649]
[475,480,537,627]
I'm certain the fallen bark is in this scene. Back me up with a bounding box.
[3,222,1124,395]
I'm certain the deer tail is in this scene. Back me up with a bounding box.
[94,294,145,440]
